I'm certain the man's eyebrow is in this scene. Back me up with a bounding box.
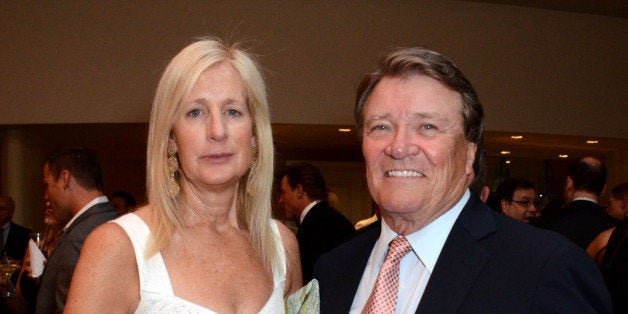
[364,113,392,123]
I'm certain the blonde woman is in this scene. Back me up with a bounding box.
[66,37,302,312]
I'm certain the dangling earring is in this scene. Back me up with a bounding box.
[249,145,257,170]
[167,148,180,197]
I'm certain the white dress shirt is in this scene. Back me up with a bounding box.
[63,196,109,231]
[350,190,470,314]
[299,200,321,224]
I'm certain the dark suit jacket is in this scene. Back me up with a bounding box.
[298,201,354,283]
[35,201,117,314]
[4,221,32,260]
[533,199,617,249]
[314,195,612,313]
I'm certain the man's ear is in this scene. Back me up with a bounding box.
[565,176,574,189]
[500,199,509,213]
[60,169,71,188]
[296,184,304,199]
[465,142,477,176]
[620,197,628,210]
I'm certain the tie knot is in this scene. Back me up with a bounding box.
[388,236,412,260]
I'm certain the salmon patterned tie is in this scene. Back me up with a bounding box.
[363,236,413,314]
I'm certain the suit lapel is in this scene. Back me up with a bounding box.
[417,197,495,313]
[323,223,381,312]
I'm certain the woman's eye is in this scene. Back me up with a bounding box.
[421,124,435,130]
[226,109,242,116]
[187,109,202,117]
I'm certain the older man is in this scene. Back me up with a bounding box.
[0,196,32,260]
[313,47,611,313]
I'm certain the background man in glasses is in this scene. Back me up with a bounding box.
[496,178,538,223]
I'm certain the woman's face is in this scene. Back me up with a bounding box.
[170,62,256,192]
[44,199,57,225]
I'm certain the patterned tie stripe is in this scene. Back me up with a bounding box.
[363,236,413,314]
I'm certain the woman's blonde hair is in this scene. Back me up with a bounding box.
[146,37,279,273]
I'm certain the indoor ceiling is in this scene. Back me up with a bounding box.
[468,0,628,18]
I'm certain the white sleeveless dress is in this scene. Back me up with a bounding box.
[113,213,286,313]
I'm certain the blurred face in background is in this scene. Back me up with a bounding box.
[278,176,301,221]
[43,199,57,226]
[501,188,538,223]
[607,195,628,221]
[111,196,133,215]
[0,197,14,226]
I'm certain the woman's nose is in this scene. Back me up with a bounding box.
[208,114,227,141]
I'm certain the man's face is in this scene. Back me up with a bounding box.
[501,188,538,223]
[278,176,301,221]
[0,198,14,226]
[111,197,131,215]
[362,75,476,226]
[607,195,627,220]
[43,163,73,225]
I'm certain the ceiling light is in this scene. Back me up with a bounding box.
[586,140,598,144]
[500,151,511,155]
[505,160,511,164]
[559,154,568,158]
[338,128,351,133]
[510,135,523,139]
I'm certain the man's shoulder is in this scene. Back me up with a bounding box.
[10,222,32,235]
[459,199,571,252]
[66,202,118,236]
[320,222,379,258]
[306,202,352,224]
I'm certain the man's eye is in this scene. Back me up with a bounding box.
[371,125,389,131]
[421,124,435,130]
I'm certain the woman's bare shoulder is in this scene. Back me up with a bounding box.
[273,219,298,248]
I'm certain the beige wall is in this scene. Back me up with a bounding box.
[1,1,627,139]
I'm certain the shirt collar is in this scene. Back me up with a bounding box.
[0,221,10,230]
[300,200,321,223]
[572,197,597,204]
[64,196,109,230]
[376,190,470,273]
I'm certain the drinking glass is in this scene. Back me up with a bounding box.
[31,232,45,249]
[0,257,21,297]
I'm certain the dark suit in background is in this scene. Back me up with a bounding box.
[4,221,32,261]
[35,202,117,314]
[534,199,617,249]
[314,195,612,313]
[298,201,354,284]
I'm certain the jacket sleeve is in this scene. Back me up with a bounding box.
[534,242,612,313]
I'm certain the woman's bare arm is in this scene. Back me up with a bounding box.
[276,220,302,296]
[65,222,140,313]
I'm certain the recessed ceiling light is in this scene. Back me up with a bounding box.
[586,140,598,144]
[500,151,511,155]
[559,154,568,158]
[338,128,351,133]
[510,135,523,139]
